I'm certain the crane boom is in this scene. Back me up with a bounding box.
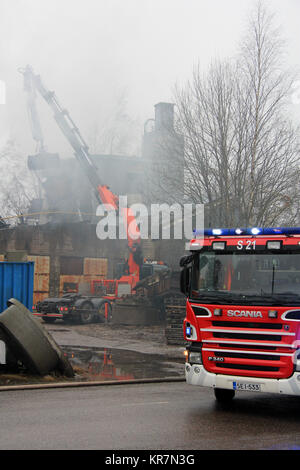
[20,65,45,152]
[20,65,142,279]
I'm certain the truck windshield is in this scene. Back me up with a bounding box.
[191,251,300,306]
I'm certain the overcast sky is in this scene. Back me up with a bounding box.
[1,0,300,158]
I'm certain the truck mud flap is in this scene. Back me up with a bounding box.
[0,298,74,377]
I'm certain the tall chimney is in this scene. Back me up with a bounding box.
[154,102,174,132]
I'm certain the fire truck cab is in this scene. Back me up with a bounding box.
[181,227,300,402]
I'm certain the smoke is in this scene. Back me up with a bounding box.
[0,0,299,221]
[0,0,259,156]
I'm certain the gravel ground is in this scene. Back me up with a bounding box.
[46,321,185,357]
[68,322,176,348]
[70,322,169,344]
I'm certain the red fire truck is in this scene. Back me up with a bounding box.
[181,227,300,402]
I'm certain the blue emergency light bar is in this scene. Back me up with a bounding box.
[193,227,300,237]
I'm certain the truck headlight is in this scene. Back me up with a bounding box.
[189,351,202,365]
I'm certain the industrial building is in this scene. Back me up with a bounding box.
[0,102,185,306]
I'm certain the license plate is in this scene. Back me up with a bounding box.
[233,381,261,392]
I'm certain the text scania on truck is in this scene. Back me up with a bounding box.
[180,227,300,402]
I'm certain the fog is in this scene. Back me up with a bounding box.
[1,0,300,159]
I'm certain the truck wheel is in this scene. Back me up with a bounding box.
[80,302,94,324]
[214,388,235,403]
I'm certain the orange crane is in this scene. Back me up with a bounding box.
[20,65,168,324]
[20,65,142,287]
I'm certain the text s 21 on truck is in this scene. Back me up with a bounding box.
[181,226,300,403]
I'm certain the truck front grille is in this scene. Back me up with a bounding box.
[212,321,282,330]
[214,351,280,361]
[213,331,282,341]
[215,363,279,372]
[200,318,296,379]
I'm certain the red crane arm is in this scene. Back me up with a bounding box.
[98,185,141,280]
[20,65,142,282]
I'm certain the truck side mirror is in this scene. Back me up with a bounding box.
[180,266,190,296]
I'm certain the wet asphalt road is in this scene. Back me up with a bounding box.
[1,381,300,450]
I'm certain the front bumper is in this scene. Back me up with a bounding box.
[185,363,300,396]
[33,312,63,318]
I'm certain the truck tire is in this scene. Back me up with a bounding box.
[0,298,73,376]
[80,301,95,324]
[214,388,235,403]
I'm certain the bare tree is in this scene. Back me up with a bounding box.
[172,1,300,228]
[89,91,141,156]
[0,140,40,224]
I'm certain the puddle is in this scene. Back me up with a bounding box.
[63,346,185,382]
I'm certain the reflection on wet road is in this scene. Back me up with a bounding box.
[63,346,185,382]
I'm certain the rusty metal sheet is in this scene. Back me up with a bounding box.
[33,286,50,306]
[28,256,50,306]
[84,275,106,283]
[59,275,83,295]
[33,292,50,304]
[33,274,50,292]
[83,258,107,276]
[28,255,50,274]
[59,274,107,296]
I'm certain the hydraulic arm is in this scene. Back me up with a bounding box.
[20,65,142,279]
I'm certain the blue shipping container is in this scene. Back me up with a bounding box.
[0,262,34,313]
